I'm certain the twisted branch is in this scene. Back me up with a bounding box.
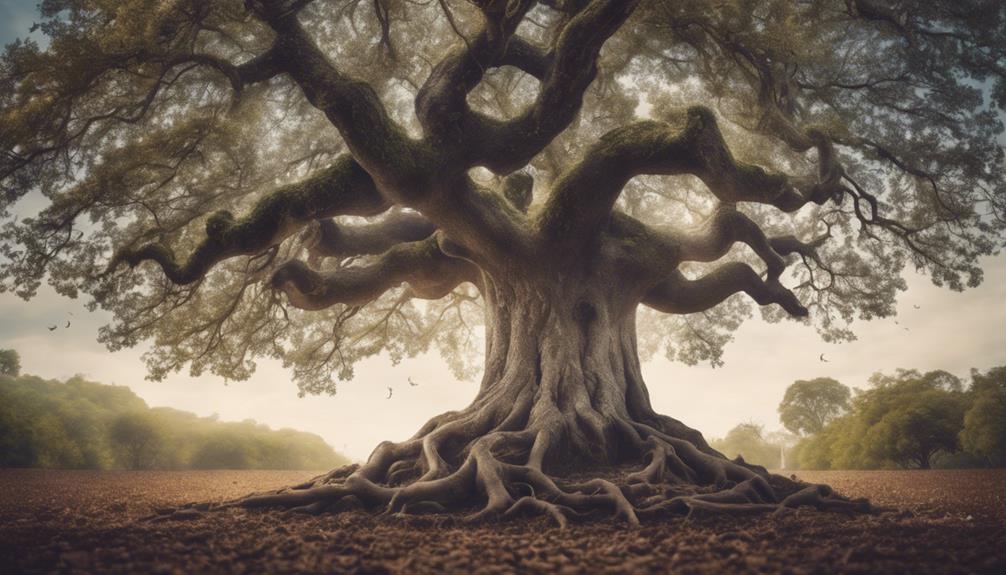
[415,0,538,147]
[107,156,386,284]
[643,264,808,317]
[255,3,431,195]
[271,237,477,310]
[473,0,642,173]
[305,211,436,259]
[165,45,283,96]
[540,107,840,251]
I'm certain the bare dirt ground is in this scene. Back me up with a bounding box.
[0,468,1003,574]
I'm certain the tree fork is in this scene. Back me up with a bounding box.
[178,265,870,527]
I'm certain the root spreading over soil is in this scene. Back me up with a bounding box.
[166,418,870,528]
[1,469,1003,574]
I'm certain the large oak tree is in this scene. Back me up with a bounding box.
[2,0,1004,524]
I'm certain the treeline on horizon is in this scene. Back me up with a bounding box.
[0,350,349,470]
[710,366,1006,471]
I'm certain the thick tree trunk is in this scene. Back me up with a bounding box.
[461,273,710,473]
[220,270,870,525]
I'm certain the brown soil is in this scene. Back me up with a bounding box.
[0,468,1003,574]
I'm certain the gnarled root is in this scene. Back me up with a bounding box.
[184,411,870,529]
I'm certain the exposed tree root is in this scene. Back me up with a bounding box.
[156,412,871,529]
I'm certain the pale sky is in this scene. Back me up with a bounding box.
[2,1,1005,462]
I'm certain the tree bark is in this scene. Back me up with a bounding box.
[218,263,870,526]
[464,271,710,473]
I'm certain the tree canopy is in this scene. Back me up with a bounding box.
[0,348,20,376]
[795,369,971,469]
[960,367,1006,466]
[778,377,851,435]
[1,0,1003,392]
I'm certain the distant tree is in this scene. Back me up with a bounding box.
[868,369,964,393]
[0,399,37,467]
[801,370,967,469]
[0,373,345,469]
[58,398,116,468]
[778,378,851,435]
[961,367,1006,466]
[0,349,20,377]
[109,412,164,470]
[860,371,967,468]
[711,423,781,469]
[190,432,254,469]
[862,391,966,469]
[30,414,84,468]
[794,422,841,470]
[256,428,347,470]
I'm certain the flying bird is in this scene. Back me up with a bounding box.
[408,377,419,387]
[819,353,829,363]
[65,321,71,328]
[913,305,921,309]
[47,325,57,331]
[386,387,393,399]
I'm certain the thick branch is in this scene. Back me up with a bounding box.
[643,264,808,317]
[769,234,830,262]
[270,237,476,310]
[472,0,641,173]
[411,0,638,171]
[414,1,537,147]
[499,37,552,80]
[608,209,805,313]
[168,46,283,95]
[108,156,386,285]
[260,8,430,195]
[539,107,839,248]
[306,211,436,259]
[654,207,787,281]
[259,2,542,265]
[845,0,913,41]
[420,174,535,267]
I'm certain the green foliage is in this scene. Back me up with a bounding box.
[0,373,348,470]
[710,423,784,469]
[777,377,851,435]
[960,367,1006,466]
[0,349,20,376]
[1,0,1004,393]
[794,370,969,469]
[108,412,164,469]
